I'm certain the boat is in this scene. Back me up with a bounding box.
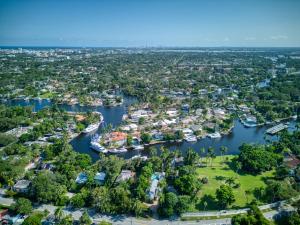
[134,145,144,150]
[108,147,127,154]
[82,122,101,133]
[90,142,108,153]
[130,155,148,161]
[184,135,197,142]
[207,132,221,139]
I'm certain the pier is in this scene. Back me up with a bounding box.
[266,123,288,135]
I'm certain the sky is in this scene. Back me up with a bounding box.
[0,0,300,47]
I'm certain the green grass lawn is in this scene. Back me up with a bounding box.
[196,155,274,210]
[39,92,54,99]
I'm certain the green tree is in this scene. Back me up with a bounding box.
[232,204,270,225]
[141,132,152,144]
[79,210,92,225]
[216,185,235,209]
[12,198,33,215]
[184,148,199,165]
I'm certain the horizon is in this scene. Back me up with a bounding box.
[1,0,300,47]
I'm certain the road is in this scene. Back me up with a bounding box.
[0,192,296,225]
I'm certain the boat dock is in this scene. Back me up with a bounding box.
[266,123,288,135]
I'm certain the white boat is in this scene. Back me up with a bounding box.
[207,132,221,139]
[82,122,100,133]
[109,147,127,154]
[134,145,144,150]
[90,142,108,153]
[130,155,148,161]
[184,135,197,142]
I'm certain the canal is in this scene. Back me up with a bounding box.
[3,97,297,161]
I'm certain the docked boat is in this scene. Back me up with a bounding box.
[184,135,197,142]
[90,142,108,153]
[109,147,127,154]
[130,155,148,161]
[82,122,101,133]
[82,113,104,134]
[207,132,221,139]
[134,145,144,151]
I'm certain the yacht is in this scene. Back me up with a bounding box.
[90,142,108,153]
[134,145,144,150]
[207,132,221,139]
[82,122,101,133]
[130,155,148,161]
[108,147,127,154]
[184,135,197,142]
[82,113,104,134]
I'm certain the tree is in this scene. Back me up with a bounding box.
[184,148,199,165]
[220,146,228,162]
[12,198,33,215]
[79,210,92,225]
[131,199,147,217]
[238,144,280,174]
[59,214,73,225]
[31,171,67,204]
[174,173,201,196]
[216,185,235,209]
[232,204,270,225]
[54,207,64,221]
[70,193,85,208]
[141,132,152,144]
[176,195,191,214]
[23,213,43,225]
[126,134,133,146]
[158,192,178,217]
[203,201,208,210]
[207,146,215,166]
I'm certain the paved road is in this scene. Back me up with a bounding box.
[0,194,295,225]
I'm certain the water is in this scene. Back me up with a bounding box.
[2,98,297,161]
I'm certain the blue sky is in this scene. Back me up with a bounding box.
[0,0,300,47]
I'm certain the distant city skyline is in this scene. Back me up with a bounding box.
[0,0,300,47]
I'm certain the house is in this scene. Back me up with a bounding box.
[75,172,88,184]
[147,172,165,202]
[190,125,202,133]
[116,170,135,182]
[109,132,127,146]
[166,109,178,117]
[13,180,31,193]
[94,172,106,185]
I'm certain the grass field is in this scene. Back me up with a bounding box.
[196,155,274,210]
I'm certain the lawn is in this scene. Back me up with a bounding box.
[196,155,274,210]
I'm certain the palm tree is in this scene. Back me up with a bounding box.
[211,153,216,167]
[200,147,206,163]
[54,207,64,221]
[207,147,214,167]
[203,201,208,211]
[7,178,14,190]
[220,146,228,162]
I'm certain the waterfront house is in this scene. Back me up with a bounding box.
[13,180,31,193]
[116,170,135,182]
[147,172,165,202]
[94,172,106,185]
[109,131,127,146]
